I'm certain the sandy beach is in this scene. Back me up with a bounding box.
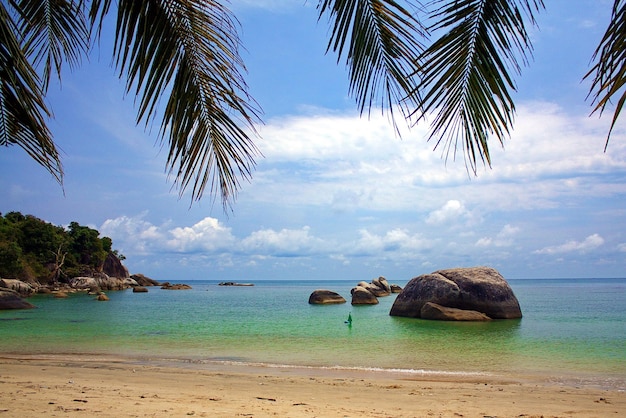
[0,355,624,417]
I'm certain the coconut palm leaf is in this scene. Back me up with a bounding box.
[0,2,61,183]
[413,0,543,171]
[113,0,262,209]
[317,0,426,131]
[585,0,625,151]
[13,0,89,92]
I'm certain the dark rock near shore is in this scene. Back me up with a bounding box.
[308,289,346,304]
[133,286,149,293]
[0,288,36,310]
[0,278,35,297]
[102,252,129,279]
[218,282,254,286]
[390,266,522,320]
[420,302,492,321]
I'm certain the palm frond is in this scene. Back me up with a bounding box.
[318,0,426,132]
[414,0,543,171]
[0,2,61,183]
[114,0,262,210]
[585,0,625,151]
[14,0,89,92]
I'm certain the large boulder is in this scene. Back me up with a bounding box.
[308,289,346,304]
[131,274,161,287]
[420,302,491,321]
[351,286,379,305]
[390,267,522,319]
[102,253,130,278]
[0,288,35,310]
[0,279,35,296]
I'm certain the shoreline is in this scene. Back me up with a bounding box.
[1,355,625,417]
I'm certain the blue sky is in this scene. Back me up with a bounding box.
[1,0,625,281]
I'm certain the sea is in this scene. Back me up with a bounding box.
[1,278,625,389]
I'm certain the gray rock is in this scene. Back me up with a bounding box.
[390,266,522,319]
[131,274,161,286]
[0,278,34,296]
[420,302,492,321]
[351,286,379,305]
[308,289,346,304]
[0,289,35,310]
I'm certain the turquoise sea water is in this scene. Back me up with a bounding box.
[1,278,625,388]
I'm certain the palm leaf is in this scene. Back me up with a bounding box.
[113,0,262,210]
[0,2,61,183]
[14,0,89,92]
[585,0,625,151]
[413,0,543,171]
[318,0,426,132]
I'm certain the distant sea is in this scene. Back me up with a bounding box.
[1,278,625,389]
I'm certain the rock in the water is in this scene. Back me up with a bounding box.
[351,286,379,305]
[96,293,109,301]
[390,266,522,319]
[133,286,149,293]
[308,289,346,304]
[0,289,36,309]
[390,284,403,293]
[161,283,192,290]
[420,302,492,321]
[131,274,161,286]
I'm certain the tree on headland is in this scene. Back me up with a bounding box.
[0,212,118,283]
[0,1,623,209]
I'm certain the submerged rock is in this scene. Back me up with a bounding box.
[390,266,522,320]
[308,289,346,304]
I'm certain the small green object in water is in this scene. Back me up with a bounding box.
[345,313,352,325]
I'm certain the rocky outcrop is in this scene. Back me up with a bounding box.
[0,278,35,296]
[131,274,161,287]
[95,292,109,301]
[161,282,192,290]
[133,286,149,293]
[351,286,379,305]
[0,288,35,309]
[308,289,346,304]
[70,275,138,291]
[420,302,492,321]
[102,253,129,278]
[218,282,254,286]
[390,266,522,320]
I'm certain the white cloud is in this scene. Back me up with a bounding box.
[476,224,520,248]
[166,217,236,253]
[426,200,467,225]
[240,226,324,256]
[534,234,605,255]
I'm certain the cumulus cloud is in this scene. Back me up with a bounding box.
[476,224,520,248]
[534,234,605,255]
[240,226,324,256]
[426,200,468,225]
[166,217,236,253]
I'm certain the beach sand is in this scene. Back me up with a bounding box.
[1,356,624,417]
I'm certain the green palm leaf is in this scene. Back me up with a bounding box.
[318,0,426,132]
[414,0,543,171]
[14,0,89,92]
[113,0,262,210]
[585,0,625,151]
[0,2,61,183]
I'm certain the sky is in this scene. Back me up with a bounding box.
[1,0,625,282]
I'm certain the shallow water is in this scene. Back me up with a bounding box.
[1,278,624,388]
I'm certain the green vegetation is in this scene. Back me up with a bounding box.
[0,212,118,283]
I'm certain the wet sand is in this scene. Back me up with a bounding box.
[1,355,624,417]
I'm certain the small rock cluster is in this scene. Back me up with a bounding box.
[308,276,403,306]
